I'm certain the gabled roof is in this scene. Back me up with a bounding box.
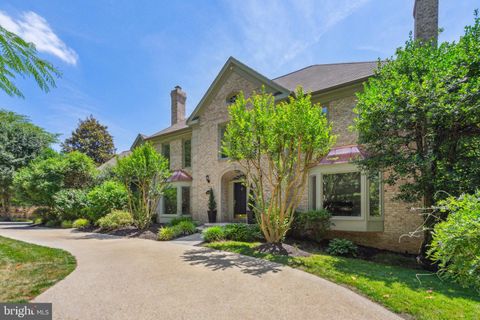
[130,133,146,150]
[145,119,189,140]
[186,57,291,124]
[98,150,131,170]
[273,61,379,94]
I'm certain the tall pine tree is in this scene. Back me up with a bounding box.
[62,115,115,165]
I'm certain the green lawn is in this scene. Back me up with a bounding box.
[206,241,480,320]
[0,236,76,302]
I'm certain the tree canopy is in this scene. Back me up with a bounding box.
[223,88,334,243]
[62,115,116,165]
[0,109,56,213]
[354,13,480,260]
[0,26,60,98]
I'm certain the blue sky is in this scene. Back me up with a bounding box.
[0,0,478,152]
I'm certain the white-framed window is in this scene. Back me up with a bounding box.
[309,163,383,231]
[226,92,239,105]
[158,182,191,216]
[218,123,228,159]
[183,139,191,168]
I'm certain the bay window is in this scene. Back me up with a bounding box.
[309,163,383,231]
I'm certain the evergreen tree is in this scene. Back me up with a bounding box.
[62,115,116,165]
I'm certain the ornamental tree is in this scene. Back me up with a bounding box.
[114,143,170,229]
[62,115,116,165]
[222,88,334,243]
[0,110,56,214]
[354,14,480,263]
[0,26,60,98]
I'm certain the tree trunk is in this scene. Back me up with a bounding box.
[418,190,437,271]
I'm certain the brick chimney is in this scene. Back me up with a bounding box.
[413,0,439,44]
[170,85,186,125]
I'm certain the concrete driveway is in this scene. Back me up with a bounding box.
[0,223,400,320]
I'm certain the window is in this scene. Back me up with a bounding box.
[181,187,191,215]
[161,143,170,164]
[309,175,317,210]
[322,172,361,217]
[163,188,177,215]
[183,139,191,168]
[219,125,228,159]
[369,173,382,217]
[226,92,239,105]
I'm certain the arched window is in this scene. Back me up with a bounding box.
[226,92,239,105]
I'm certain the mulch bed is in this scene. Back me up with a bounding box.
[80,223,163,241]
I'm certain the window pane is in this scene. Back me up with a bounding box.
[323,172,361,217]
[310,175,317,210]
[369,173,381,217]
[183,139,191,167]
[162,143,170,164]
[181,187,190,215]
[219,125,228,158]
[163,188,177,215]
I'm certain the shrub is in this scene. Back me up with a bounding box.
[169,216,194,226]
[291,210,331,242]
[224,224,263,242]
[203,226,225,242]
[53,189,88,221]
[86,180,127,221]
[61,220,73,228]
[96,210,133,230]
[176,220,196,235]
[428,192,480,291]
[327,238,357,256]
[72,218,90,229]
[33,217,43,225]
[158,226,181,241]
[45,220,58,228]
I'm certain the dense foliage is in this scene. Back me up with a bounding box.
[114,143,170,229]
[0,110,56,214]
[202,226,226,243]
[354,14,480,259]
[224,224,263,242]
[53,189,88,221]
[62,115,116,165]
[222,88,334,243]
[326,238,358,257]
[96,210,133,230]
[290,210,331,242]
[72,218,90,229]
[85,180,127,221]
[0,26,60,98]
[13,151,96,207]
[428,191,480,291]
[157,220,196,241]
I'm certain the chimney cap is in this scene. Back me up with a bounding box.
[174,85,182,90]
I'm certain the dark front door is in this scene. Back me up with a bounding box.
[233,182,247,217]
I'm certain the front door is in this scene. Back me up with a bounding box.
[233,182,247,219]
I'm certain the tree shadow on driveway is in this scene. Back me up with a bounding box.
[182,247,282,277]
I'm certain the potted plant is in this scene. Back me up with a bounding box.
[207,187,217,223]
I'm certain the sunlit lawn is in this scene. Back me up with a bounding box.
[0,236,76,302]
[207,241,480,320]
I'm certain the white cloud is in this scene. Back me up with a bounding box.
[0,11,78,65]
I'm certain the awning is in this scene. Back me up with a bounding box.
[319,145,366,165]
[168,169,193,182]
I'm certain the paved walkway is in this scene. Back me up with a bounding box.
[0,224,400,320]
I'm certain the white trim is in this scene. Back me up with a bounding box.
[308,163,384,232]
[157,181,192,223]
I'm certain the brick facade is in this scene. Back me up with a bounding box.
[151,68,423,254]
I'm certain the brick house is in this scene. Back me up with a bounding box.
[131,0,438,254]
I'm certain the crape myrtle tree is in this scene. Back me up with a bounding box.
[354,13,480,264]
[222,88,334,244]
[62,115,116,165]
[114,143,170,229]
[0,26,60,97]
[0,110,56,214]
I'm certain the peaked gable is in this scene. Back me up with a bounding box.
[186,57,290,124]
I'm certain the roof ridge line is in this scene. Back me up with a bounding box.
[272,60,379,80]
